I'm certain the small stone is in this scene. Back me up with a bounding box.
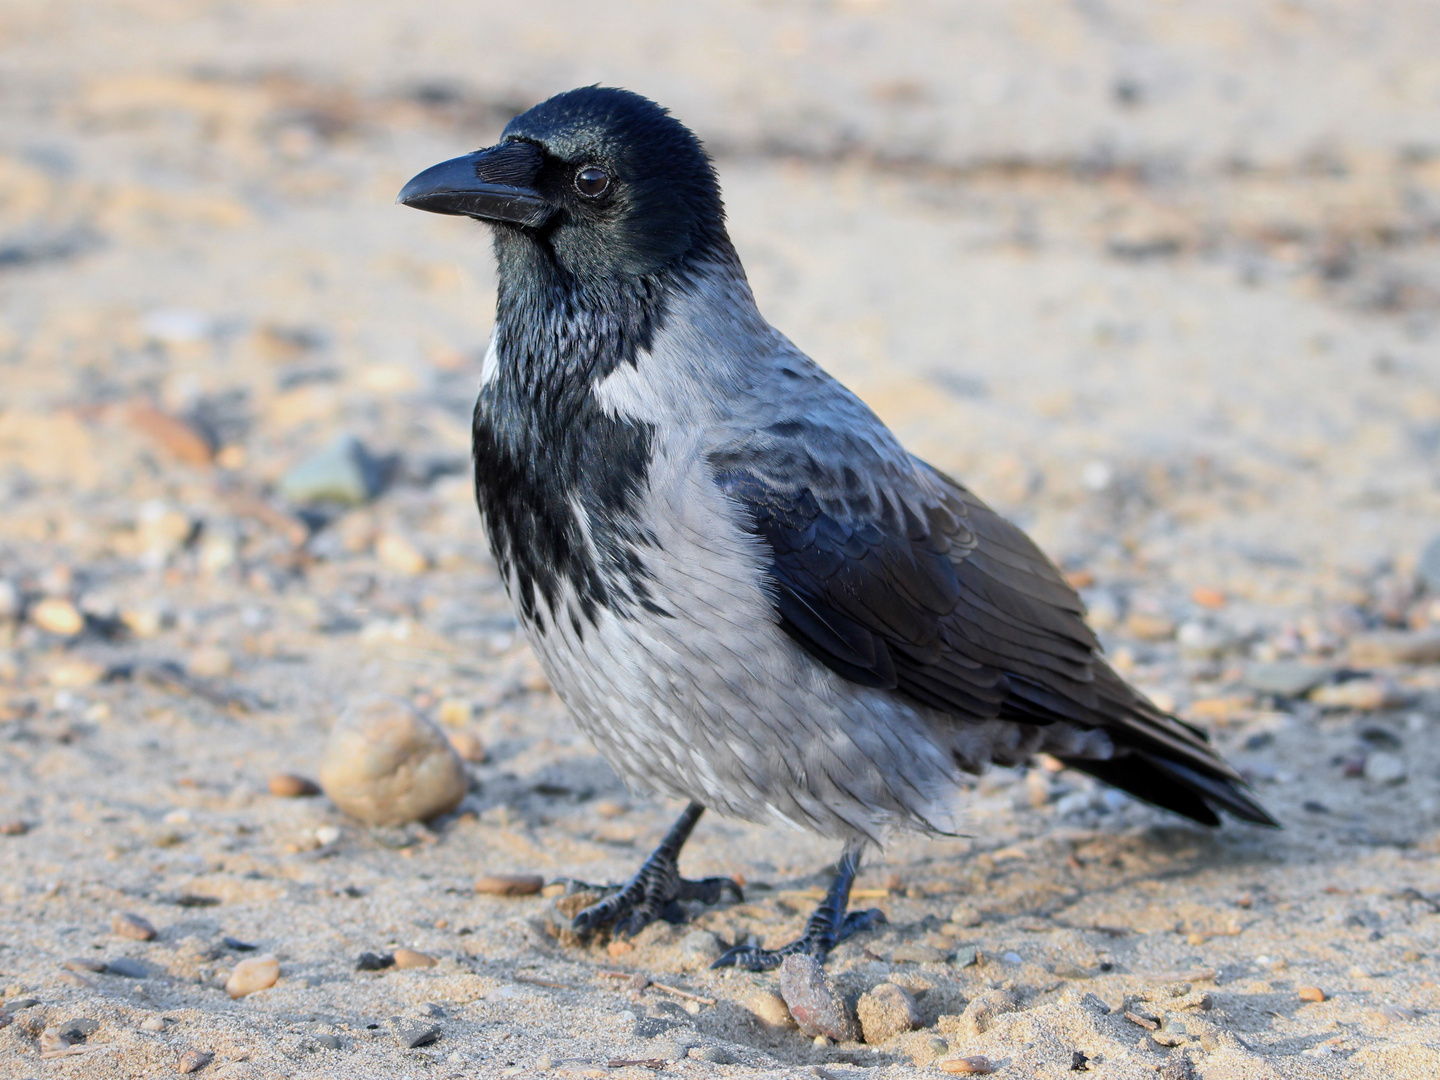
[393,948,438,969]
[447,730,486,763]
[113,912,158,941]
[1190,587,1226,609]
[187,646,232,679]
[437,698,472,727]
[314,825,340,846]
[949,904,982,927]
[940,1056,994,1075]
[778,954,856,1041]
[319,696,468,826]
[1159,1052,1196,1080]
[39,1027,70,1053]
[1363,752,1407,784]
[314,1033,341,1049]
[64,957,106,973]
[535,1052,554,1071]
[1,820,30,836]
[126,403,213,467]
[474,874,545,897]
[892,942,945,964]
[105,957,149,978]
[1245,661,1330,698]
[692,1045,736,1064]
[677,929,723,970]
[952,946,979,968]
[1176,620,1237,659]
[744,989,797,1029]
[1310,679,1405,711]
[279,435,379,506]
[141,1016,168,1032]
[1349,630,1440,667]
[857,982,922,1044]
[1297,986,1326,1002]
[47,658,106,687]
[225,954,279,998]
[268,773,321,797]
[387,1016,440,1048]
[356,952,395,970]
[958,989,1017,1037]
[177,1048,214,1073]
[376,533,429,575]
[31,598,84,636]
[1125,611,1175,641]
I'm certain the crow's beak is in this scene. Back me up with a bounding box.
[396,141,552,227]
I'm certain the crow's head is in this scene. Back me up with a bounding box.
[399,87,726,280]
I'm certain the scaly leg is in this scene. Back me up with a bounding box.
[711,842,886,971]
[571,802,743,938]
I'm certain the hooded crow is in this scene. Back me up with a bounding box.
[398,86,1278,970]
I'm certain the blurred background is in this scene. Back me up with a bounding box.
[2,2,1439,1073]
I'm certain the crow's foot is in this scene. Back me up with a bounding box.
[569,802,742,939]
[711,843,884,971]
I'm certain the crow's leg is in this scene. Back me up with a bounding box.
[711,842,886,971]
[571,801,743,939]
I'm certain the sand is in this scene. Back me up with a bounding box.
[1,1,1438,1076]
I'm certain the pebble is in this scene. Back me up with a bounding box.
[313,1033,341,1049]
[1176,620,1237,659]
[177,1048,214,1073]
[31,597,84,636]
[474,874,545,897]
[892,942,946,964]
[1297,986,1326,1002]
[1,820,30,836]
[225,955,279,998]
[447,730,487,763]
[141,1016,168,1032]
[47,658,106,687]
[949,904,983,927]
[356,952,395,970]
[64,957,106,973]
[105,957,149,978]
[691,1045,737,1064]
[318,696,468,825]
[126,403,213,467]
[857,982,922,1044]
[940,1056,994,1075]
[1245,661,1330,698]
[387,1016,440,1048]
[1310,679,1405,711]
[186,646,233,679]
[376,533,429,575]
[677,929,723,970]
[1159,1053,1196,1080]
[743,989,797,1029]
[1349,630,1440,666]
[1363,751,1407,785]
[392,948,438,969]
[437,698,473,727]
[268,773,321,797]
[278,434,379,505]
[1125,611,1175,641]
[778,954,856,1041]
[39,1026,70,1053]
[958,989,1017,1037]
[113,912,158,941]
[952,946,979,968]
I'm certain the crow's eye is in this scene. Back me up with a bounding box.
[574,166,611,197]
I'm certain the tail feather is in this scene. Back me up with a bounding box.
[1061,750,1279,828]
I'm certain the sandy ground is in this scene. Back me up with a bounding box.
[2,1,1440,1076]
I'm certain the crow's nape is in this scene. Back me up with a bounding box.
[1060,750,1281,828]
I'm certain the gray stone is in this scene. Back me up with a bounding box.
[1176,620,1238,659]
[279,435,380,506]
[952,945,979,967]
[387,1016,440,1048]
[633,1016,681,1038]
[1245,661,1329,698]
[313,1033,341,1049]
[1364,751,1407,785]
[1419,534,1440,593]
[693,1045,737,1064]
[104,957,149,978]
[958,988,1018,1036]
[677,928,722,970]
[856,982,922,1044]
[778,954,856,1041]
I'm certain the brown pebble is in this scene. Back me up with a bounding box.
[0,820,28,836]
[177,1048,214,1073]
[447,729,487,763]
[392,948,438,969]
[474,873,545,897]
[65,956,107,972]
[57,970,95,988]
[113,911,158,941]
[127,402,214,467]
[778,953,857,1041]
[1191,586,1227,609]
[857,981,922,1044]
[940,1056,994,1075]
[1297,985,1326,1003]
[268,773,321,798]
[31,597,85,636]
[225,954,279,998]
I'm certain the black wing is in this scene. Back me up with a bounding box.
[713,454,1276,828]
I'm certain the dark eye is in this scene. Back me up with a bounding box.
[574,166,611,197]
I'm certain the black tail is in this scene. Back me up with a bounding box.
[1062,750,1280,828]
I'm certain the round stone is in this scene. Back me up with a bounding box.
[225,955,279,998]
[319,697,468,826]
